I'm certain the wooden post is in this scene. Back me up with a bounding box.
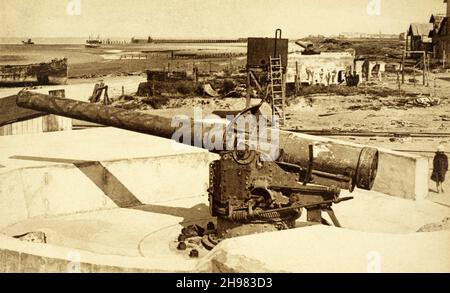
[246,70,251,108]
[443,49,446,68]
[401,52,405,84]
[194,66,198,84]
[422,53,426,86]
[151,76,155,97]
[295,61,299,96]
[434,74,437,97]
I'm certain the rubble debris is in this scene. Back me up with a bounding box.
[224,90,239,97]
[413,97,441,107]
[13,231,47,243]
[189,249,199,258]
[177,242,187,251]
[137,81,154,96]
[319,111,352,117]
[89,80,111,105]
[181,225,206,238]
[206,222,215,230]
[440,115,450,122]
[146,69,190,82]
[202,84,219,97]
[417,217,450,232]
[187,237,202,245]
[390,119,424,128]
[348,104,382,111]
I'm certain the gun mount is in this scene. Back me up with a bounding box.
[16,91,378,248]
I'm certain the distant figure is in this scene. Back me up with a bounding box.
[431,145,448,193]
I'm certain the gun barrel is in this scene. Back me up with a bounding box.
[16,91,378,191]
[17,91,176,138]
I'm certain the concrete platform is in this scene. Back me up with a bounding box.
[0,127,218,271]
[196,225,450,273]
[0,127,216,225]
[0,196,213,272]
[0,126,448,272]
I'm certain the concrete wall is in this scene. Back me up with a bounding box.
[0,235,185,272]
[0,128,215,272]
[196,226,450,273]
[372,149,429,200]
[0,152,213,230]
[285,132,429,200]
[286,52,354,84]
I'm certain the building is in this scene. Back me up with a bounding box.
[406,23,433,53]
[431,0,450,63]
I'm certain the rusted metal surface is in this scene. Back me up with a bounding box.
[247,37,288,69]
[279,133,378,190]
[16,91,378,190]
[16,91,177,139]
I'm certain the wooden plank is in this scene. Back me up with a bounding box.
[36,116,43,133]
[11,122,17,135]
[0,95,46,127]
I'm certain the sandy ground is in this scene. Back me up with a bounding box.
[2,71,450,205]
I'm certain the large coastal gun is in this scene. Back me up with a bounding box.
[16,91,378,244]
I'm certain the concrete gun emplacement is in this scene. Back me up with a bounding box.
[16,91,378,247]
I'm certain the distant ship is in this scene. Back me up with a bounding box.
[0,58,68,87]
[22,38,35,45]
[85,35,102,48]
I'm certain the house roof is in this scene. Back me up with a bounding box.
[430,14,445,25]
[408,23,433,37]
[429,15,446,37]
[437,17,449,36]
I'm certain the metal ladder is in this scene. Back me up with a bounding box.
[269,55,285,126]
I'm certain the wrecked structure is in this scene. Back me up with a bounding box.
[0,58,68,87]
[145,69,191,82]
[354,58,386,82]
[286,42,355,86]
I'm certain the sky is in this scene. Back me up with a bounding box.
[0,0,447,39]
